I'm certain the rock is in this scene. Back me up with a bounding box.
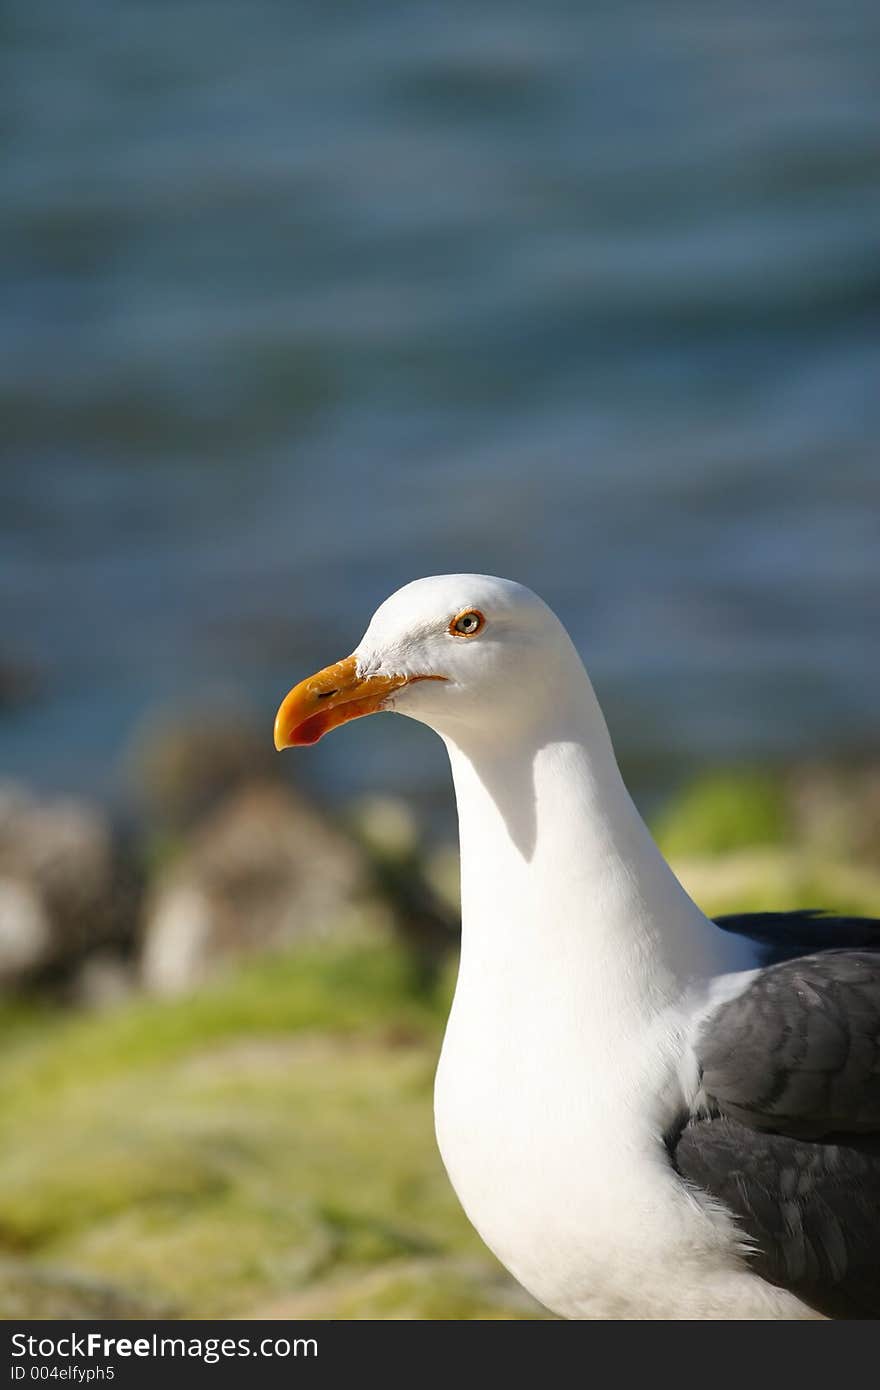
[141,782,378,994]
[0,784,133,987]
[786,762,880,861]
[69,952,136,1010]
[423,845,461,916]
[347,796,421,861]
[347,796,459,974]
[0,878,51,982]
[129,709,280,832]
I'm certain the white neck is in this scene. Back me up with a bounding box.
[440,661,744,1037]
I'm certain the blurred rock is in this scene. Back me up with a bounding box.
[348,795,421,862]
[423,844,461,916]
[347,796,458,975]
[129,709,280,832]
[69,952,136,1010]
[0,878,51,981]
[786,761,880,861]
[0,784,136,987]
[141,782,378,994]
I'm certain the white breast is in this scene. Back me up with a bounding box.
[432,723,817,1319]
[435,976,817,1319]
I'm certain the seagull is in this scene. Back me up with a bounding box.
[273,574,880,1320]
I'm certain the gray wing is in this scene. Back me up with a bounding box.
[672,941,880,1318]
[674,1119,880,1319]
[699,950,880,1139]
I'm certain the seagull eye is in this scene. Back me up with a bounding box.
[450,609,485,638]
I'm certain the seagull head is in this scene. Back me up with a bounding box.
[273,573,575,750]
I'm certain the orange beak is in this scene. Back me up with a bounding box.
[273,654,445,749]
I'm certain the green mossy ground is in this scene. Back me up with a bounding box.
[1,769,877,1319]
[0,944,543,1318]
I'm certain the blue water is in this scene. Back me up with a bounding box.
[2,2,879,821]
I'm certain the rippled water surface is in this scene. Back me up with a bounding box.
[2,2,879,818]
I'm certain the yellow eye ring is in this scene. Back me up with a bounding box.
[449,609,485,638]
